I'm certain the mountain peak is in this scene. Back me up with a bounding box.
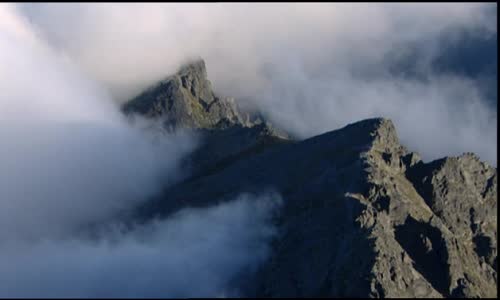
[346,117,399,146]
[122,59,496,298]
[307,117,402,156]
[177,58,207,78]
[137,111,496,298]
[123,58,254,130]
[368,117,401,151]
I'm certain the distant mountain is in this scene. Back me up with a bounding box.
[123,60,497,298]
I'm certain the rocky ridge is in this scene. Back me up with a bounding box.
[123,59,256,130]
[123,58,291,175]
[123,60,497,298]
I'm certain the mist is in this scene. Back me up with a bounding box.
[0,5,282,297]
[0,3,497,298]
[17,2,497,165]
[0,3,195,242]
[0,193,282,298]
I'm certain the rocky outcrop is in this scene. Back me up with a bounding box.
[124,60,497,298]
[406,154,497,297]
[122,59,254,130]
[253,120,497,298]
[134,118,496,298]
[122,59,291,176]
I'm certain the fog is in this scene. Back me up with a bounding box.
[17,3,497,165]
[0,3,497,297]
[0,3,195,242]
[0,4,282,296]
[0,193,282,298]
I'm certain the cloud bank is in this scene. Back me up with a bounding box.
[0,193,282,298]
[0,3,196,242]
[18,3,497,165]
[0,3,496,297]
[0,7,282,297]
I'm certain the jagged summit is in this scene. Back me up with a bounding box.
[122,58,292,180]
[135,116,496,298]
[122,60,496,299]
[310,117,400,148]
[177,58,207,79]
[122,58,258,130]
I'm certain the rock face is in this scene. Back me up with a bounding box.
[407,154,497,297]
[123,60,497,298]
[123,59,291,175]
[123,59,252,129]
[250,120,497,298]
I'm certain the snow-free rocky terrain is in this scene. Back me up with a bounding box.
[123,59,497,298]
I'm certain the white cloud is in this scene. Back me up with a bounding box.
[0,3,195,241]
[0,7,281,297]
[0,193,282,298]
[17,3,497,165]
[0,3,496,296]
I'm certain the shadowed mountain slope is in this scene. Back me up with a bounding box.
[123,60,497,298]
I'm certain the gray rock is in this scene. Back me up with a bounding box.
[134,118,496,298]
[122,59,253,130]
[407,153,497,297]
[124,60,497,298]
[122,58,293,183]
[185,122,293,180]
